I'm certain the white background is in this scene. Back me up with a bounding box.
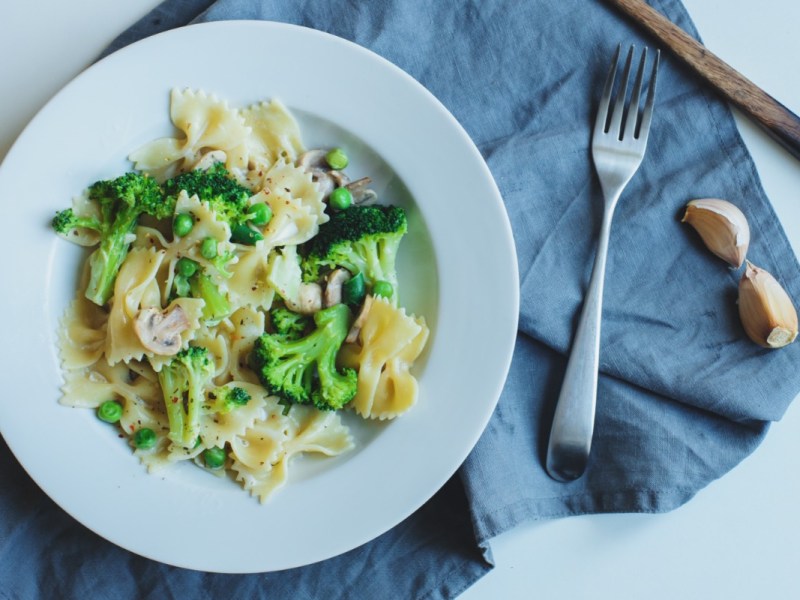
[2,1,799,598]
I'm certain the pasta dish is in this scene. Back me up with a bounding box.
[53,89,429,502]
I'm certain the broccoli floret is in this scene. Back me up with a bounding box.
[163,163,248,220]
[270,307,311,341]
[206,245,237,279]
[51,208,101,234]
[250,304,357,411]
[207,385,251,414]
[52,172,168,305]
[302,205,407,301]
[170,258,231,323]
[157,346,216,449]
[163,163,263,245]
[188,270,231,322]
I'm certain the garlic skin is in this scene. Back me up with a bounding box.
[738,261,798,348]
[682,199,750,268]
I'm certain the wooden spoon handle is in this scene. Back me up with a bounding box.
[604,0,800,161]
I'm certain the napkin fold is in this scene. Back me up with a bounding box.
[5,0,800,598]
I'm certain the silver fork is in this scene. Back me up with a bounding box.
[545,45,660,482]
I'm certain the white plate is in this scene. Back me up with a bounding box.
[0,21,518,573]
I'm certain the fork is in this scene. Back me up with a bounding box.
[545,45,659,482]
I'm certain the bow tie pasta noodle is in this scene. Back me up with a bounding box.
[52,88,429,503]
[339,296,430,419]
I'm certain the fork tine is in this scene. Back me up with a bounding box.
[606,46,634,138]
[594,44,621,138]
[637,49,660,142]
[622,47,648,141]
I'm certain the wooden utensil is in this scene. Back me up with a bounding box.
[603,0,800,161]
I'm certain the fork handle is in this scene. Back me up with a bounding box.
[603,0,800,161]
[546,206,615,482]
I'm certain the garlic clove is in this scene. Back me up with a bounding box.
[682,198,750,268]
[738,261,798,348]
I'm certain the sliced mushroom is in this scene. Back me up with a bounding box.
[296,149,328,171]
[314,174,336,199]
[284,282,323,314]
[346,177,378,205]
[296,150,334,196]
[297,149,355,200]
[330,170,350,188]
[346,295,374,343]
[133,305,190,356]
[324,268,351,307]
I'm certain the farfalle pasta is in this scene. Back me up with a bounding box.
[130,88,252,181]
[340,296,430,419]
[241,99,305,172]
[53,88,428,503]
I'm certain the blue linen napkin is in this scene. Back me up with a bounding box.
[4,0,800,598]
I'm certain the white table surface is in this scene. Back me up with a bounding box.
[2,1,799,598]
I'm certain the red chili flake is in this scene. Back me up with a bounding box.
[129,424,135,432]
[172,397,179,404]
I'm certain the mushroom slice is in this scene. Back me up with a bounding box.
[296,149,353,199]
[133,304,190,356]
[330,170,350,188]
[324,268,351,307]
[296,149,328,171]
[298,282,323,314]
[346,295,374,343]
[314,174,336,199]
[346,177,378,205]
[285,282,323,315]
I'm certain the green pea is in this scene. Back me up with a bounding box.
[325,147,349,170]
[97,400,123,424]
[373,280,394,299]
[173,213,194,237]
[247,202,272,227]
[342,272,366,305]
[133,428,157,450]
[203,446,226,469]
[200,236,218,260]
[329,187,352,211]
[175,257,199,278]
[230,223,264,245]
